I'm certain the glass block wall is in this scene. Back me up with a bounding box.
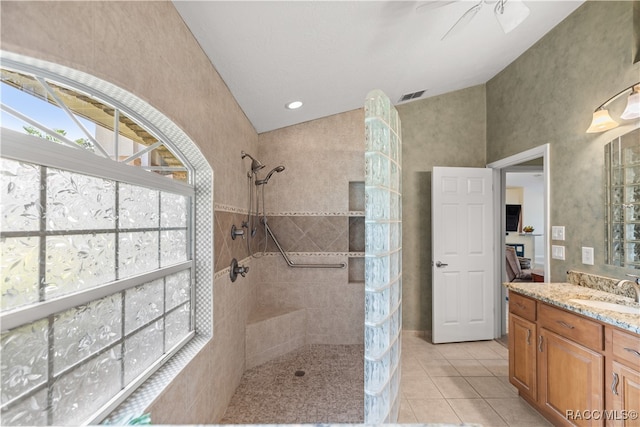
[364,89,402,423]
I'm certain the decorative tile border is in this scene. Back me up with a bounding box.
[252,251,351,258]
[214,203,249,214]
[265,211,350,217]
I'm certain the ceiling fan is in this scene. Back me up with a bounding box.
[416,0,531,40]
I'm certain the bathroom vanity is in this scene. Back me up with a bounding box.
[504,282,640,427]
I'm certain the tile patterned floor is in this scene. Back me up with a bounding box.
[220,344,364,424]
[400,334,552,426]
[220,336,552,426]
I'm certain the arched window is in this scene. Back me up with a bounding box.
[0,53,212,426]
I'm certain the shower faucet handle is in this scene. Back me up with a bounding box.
[231,224,245,240]
[229,258,249,282]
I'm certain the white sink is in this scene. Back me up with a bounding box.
[569,299,640,315]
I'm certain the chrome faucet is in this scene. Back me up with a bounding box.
[616,274,640,303]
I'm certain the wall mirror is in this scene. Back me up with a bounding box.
[605,127,640,268]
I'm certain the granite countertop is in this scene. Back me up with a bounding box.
[504,282,640,334]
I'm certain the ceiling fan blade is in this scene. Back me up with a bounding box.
[441,1,483,40]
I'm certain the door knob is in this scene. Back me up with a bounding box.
[435,261,448,267]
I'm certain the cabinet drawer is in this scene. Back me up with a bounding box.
[539,303,603,351]
[612,329,640,368]
[509,292,536,321]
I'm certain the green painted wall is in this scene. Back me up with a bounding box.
[487,0,640,283]
[398,85,487,331]
[400,1,640,332]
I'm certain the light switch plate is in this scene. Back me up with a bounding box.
[552,226,565,241]
[552,245,565,260]
[582,247,594,265]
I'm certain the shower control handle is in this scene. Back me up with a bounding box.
[229,258,249,282]
[231,224,245,240]
[435,261,448,268]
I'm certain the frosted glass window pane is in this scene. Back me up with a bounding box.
[160,230,187,266]
[626,166,640,185]
[124,321,163,384]
[51,345,121,425]
[1,388,48,426]
[0,319,48,404]
[625,185,640,203]
[624,144,640,165]
[45,234,115,298]
[160,192,187,227]
[119,184,159,229]
[1,237,40,311]
[165,303,190,350]
[125,279,163,335]
[118,231,158,279]
[46,168,115,230]
[1,159,41,232]
[53,294,122,375]
[166,270,191,310]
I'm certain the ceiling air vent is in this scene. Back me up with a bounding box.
[398,90,426,103]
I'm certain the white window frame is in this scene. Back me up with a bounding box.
[0,52,213,425]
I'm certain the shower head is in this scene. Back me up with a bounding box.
[241,151,265,174]
[255,165,285,185]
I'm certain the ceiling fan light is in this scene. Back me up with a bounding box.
[586,109,619,133]
[495,0,530,34]
[620,88,640,120]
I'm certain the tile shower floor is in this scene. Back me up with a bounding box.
[220,336,551,426]
[220,344,364,424]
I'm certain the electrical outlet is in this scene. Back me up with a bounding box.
[552,245,565,260]
[582,247,594,265]
[552,226,565,241]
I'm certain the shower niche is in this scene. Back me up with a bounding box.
[349,180,365,283]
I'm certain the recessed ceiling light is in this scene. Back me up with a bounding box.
[285,101,303,110]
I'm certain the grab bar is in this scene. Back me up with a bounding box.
[263,220,346,269]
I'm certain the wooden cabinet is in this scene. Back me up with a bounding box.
[607,329,640,427]
[609,361,640,427]
[509,313,537,401]
[507,292,640,427]
[538,328,604,426]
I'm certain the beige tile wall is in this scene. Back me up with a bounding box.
[1,1,259,423]
[254,110,366,346]
[245,305,307,369]
[214,210,254,273]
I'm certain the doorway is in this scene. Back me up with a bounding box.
[487,144,550,339]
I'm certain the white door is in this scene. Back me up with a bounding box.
[432,167,495,343]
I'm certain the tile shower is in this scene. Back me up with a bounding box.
[211,92,402,423]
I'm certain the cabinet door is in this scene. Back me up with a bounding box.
[509,313,537,401]
[539,328,605,426]
[610,361,640,427]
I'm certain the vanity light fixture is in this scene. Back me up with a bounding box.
[586,82,640,133]
[620,85,640,120]
[285,101,303,110]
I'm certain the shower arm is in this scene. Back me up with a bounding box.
[262,219,346,269]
